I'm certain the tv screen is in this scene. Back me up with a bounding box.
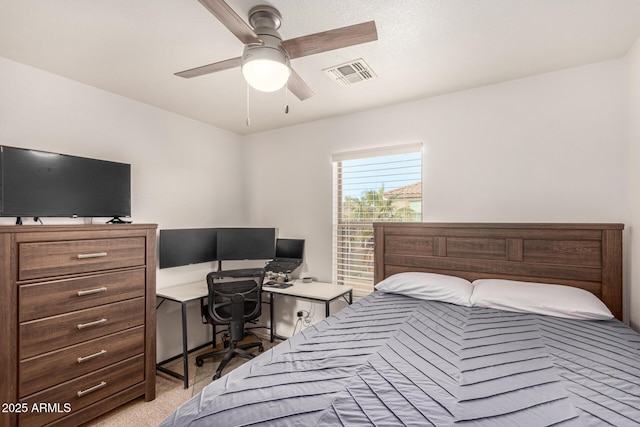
[217,228,276,261]
[275,238,305,259]
[159,228,217,269]
[0,146,131,218]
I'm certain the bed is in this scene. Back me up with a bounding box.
[160,223,640,427]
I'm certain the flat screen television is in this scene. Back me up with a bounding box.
[159,228,217,269]
[0,146,131,219]
[217,228,276,261]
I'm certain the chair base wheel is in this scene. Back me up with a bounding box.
[195,357,204,367]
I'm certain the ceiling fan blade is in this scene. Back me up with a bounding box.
[287,69,314,101]
[197,0,261,44]
[175,57,242,78]
[282,21,377,59]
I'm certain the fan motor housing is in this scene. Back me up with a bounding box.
[243,6,289,66]
[248,5,282,30]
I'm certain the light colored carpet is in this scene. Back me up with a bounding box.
[83,338,274,426]
[192,339,276,396]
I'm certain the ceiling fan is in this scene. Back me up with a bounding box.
[175,0,378,101]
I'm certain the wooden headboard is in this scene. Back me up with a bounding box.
[373,223,624,320]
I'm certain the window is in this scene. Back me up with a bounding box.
[332,143,423,295]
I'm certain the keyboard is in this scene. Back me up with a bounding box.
[265,258,301,273]
[263,281,293,289]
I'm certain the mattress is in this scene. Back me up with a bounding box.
[160,291,640,426]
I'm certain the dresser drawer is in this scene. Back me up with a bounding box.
[18,237,146,281]
[20,298,145,359]
[19,269,146,322]
[19,326,144,397]
[19,355,144,427]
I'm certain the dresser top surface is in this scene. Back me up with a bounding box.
[0,223,157,233]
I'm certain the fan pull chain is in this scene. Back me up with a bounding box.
[245,82,251,126]
[284,83,289,114]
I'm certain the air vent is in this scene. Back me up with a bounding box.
[323,58,377,86]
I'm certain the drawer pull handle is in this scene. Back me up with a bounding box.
[77,318,107,330]
[77,252,108,259]
[77,349,107,363]
[77,381,107,397]
[77,287,108,296]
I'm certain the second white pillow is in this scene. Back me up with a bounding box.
[471,279,613,320]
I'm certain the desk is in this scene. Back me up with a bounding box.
[156,279,353,388]
[156,281,208,389]
[263,280,353,341]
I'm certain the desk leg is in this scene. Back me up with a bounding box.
[181,302,189,389]
[270,292,275,342]
[325,301,330,318]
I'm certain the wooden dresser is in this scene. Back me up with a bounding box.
[0,224,157,427]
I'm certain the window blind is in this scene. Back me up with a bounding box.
[332,143,422,295]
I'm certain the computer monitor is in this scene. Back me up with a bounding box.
[159,228,217,269]
[275,238,305,260]
[217,228,276,261]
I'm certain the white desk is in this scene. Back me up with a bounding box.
[156,281,208,389]
[263,280,353,341]
[158,281,207,302]
[156,279,353,387]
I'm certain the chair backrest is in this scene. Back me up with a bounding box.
[206,268,265,342]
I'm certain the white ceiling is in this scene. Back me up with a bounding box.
[1,0,640,135]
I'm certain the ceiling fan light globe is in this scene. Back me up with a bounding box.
[242,47,291,92]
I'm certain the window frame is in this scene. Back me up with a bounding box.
[332,143,423,295]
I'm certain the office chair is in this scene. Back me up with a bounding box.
[195,268,265,380]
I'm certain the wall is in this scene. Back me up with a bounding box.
[1,53,633,357]
[627,36,640,330]
[244,59,628,335]
[0,57,247,360]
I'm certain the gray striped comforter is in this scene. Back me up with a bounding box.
[160,292,640,426]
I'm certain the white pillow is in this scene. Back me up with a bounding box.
[375,272,473,307]
[470,279,613,320]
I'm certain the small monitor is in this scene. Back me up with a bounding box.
[159,228,217,269]
[275,238,305,260]
[217,228,276,261]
